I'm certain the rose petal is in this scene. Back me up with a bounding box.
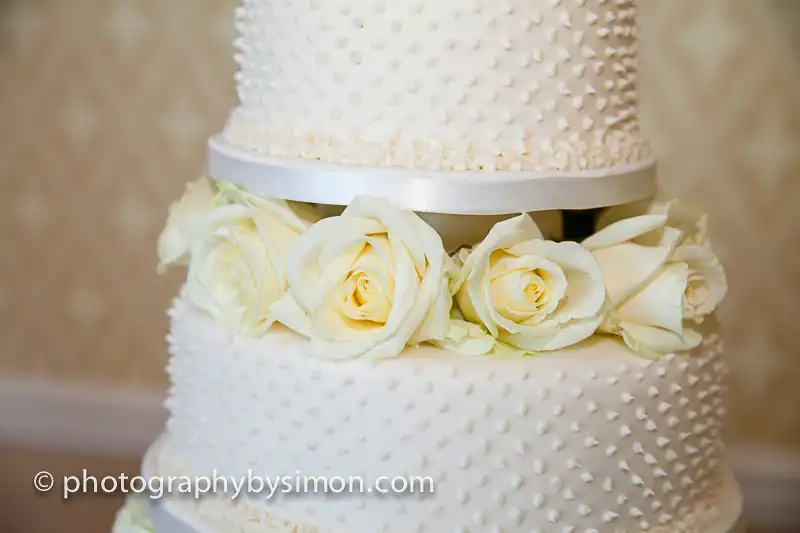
[582,214,667,250]
[453,214,542,292]
[345,196,444,277]
[316,218,385,268]
[619,320,702,356]
[462,261,500,336]
[592,242,673,306]
[510,240,606,322]
[431,319,496,355]
[285,216,364,311]
[672,244,727,320]
[157,177,219,272]
[616,262,689,335]
[412,272,453,343]
[269,292,314,338]
[313,243,385,340]
[595,198,654,230]
[312,238,424,359]
[502,315,603,351]
[663,198,709,246]
[223,181,318,234]
[487,255,567,328]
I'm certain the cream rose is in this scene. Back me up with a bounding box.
[583,198,727,356]
[270,195,453,360]
[449,214,606,353]
[157,176,219,273]
[183,183,318,337]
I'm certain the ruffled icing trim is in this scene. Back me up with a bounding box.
[198,500,324,533]
[223,113,652,173]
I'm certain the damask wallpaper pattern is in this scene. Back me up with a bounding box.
[0,0,798,448]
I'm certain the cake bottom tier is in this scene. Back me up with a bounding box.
[160,298,742,533]
[134,435,743,533]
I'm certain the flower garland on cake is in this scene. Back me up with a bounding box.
[158,178,727,360]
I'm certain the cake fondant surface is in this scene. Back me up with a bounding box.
[225,0,651,171]
[157,297,736,533]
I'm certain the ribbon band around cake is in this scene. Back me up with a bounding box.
[207,136,657,215]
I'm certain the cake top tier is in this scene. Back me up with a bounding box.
[224,0,650,172]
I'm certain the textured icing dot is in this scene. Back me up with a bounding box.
[533,493,545,509]
[537,386,549,400]
[621,392,634,404]
[512,439,526,456]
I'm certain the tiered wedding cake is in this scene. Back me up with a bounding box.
[113,1,743,532]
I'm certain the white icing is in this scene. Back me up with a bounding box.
[159,297,738,533]
[224,0,651,171]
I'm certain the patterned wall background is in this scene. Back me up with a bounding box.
[0,0,798,449]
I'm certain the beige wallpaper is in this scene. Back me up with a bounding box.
[0,0,798,449]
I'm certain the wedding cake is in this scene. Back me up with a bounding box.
[113,1,743,532]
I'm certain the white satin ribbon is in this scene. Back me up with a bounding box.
[207,136,657,214]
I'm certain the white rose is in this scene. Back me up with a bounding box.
[450,214,607,353]
[583,200,727,356]
[270,195,453,360]
[157,176,219,273]
[598,196,723,322]
[185,184,318,337]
